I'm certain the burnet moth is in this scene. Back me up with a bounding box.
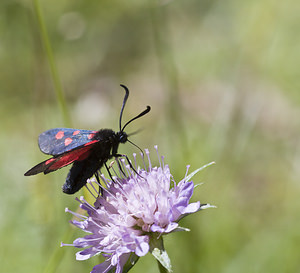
[24,85,151,194]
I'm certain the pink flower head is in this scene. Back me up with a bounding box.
[62,146,214,273]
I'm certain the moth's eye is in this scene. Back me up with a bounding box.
[119,133,127,143]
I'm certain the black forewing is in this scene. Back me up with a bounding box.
[38,128,97,155]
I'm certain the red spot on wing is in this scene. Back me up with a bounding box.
[88,133,95,139]
[73,130,80,136]
[56,131,64,139]
[45,158,55,165]
[64,138,73,146]
[48,146,93,170]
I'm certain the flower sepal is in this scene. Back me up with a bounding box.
[149,234,172,273]
[185,162,215,182]
[170,226,191,233]
[200,203,217,210]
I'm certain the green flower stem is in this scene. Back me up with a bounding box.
[33,0,72,127]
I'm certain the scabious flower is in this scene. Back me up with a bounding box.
[62,146,214,273]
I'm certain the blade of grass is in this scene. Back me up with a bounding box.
[32,1,73,271]
[33,0,71,127]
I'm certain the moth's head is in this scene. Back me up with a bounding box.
[117,131,128,144]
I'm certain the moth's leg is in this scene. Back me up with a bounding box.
[113,155,126,177]
[104,162,115,182]
[115,153,141,177]
[94,171,103,196]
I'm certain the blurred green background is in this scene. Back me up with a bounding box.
[1,0,299,272]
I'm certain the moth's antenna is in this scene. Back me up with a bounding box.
[119,84,151,132]
[121,106,151,132]
[119,84,130,132]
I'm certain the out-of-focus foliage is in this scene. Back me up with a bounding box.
[0,0,299,272]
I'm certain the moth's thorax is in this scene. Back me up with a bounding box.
[93,129,128,144]
[93,129,124,155]
[93,129,116,142]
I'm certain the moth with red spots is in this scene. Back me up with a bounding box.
[24,85,151,194]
